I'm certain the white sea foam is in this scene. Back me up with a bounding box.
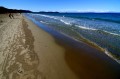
[40,21,49,24]
[103,30,120,36]
[39,14,72,25]
[40,21,46,23]
[60,19,71,25]
[76,25,97,30]
[104,48,120,64]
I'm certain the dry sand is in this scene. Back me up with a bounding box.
[0,14,44,79]
[0,14,120,79]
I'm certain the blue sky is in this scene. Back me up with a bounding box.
[0,0,120,12]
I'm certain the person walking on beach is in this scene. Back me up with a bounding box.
[9,13,14,19]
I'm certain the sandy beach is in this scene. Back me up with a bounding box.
[0,14,120,79]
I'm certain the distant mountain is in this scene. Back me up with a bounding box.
[0,6,32,14]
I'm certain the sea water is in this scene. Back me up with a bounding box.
[25,13,120,60]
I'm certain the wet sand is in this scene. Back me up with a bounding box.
[0,14,120,79]
[55,35,120,79]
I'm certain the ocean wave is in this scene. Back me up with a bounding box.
[103,30,120,36]
[104,48,120,64]
[76,25,97,30]
[40,21,50,24]
[33,14,120,37]
[60,19,71,25]
[40,21,46,23]
[38,14,73,25]
[69,15,120,24]
[76,25,120,36]
[39,14,58,20]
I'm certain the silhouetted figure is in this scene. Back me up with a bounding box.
[9,13,14,19]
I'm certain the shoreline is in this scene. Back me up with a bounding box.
[26,13,120,64]
[25,15,120,79]
[26,14,120,64]
[0,14,120,79]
